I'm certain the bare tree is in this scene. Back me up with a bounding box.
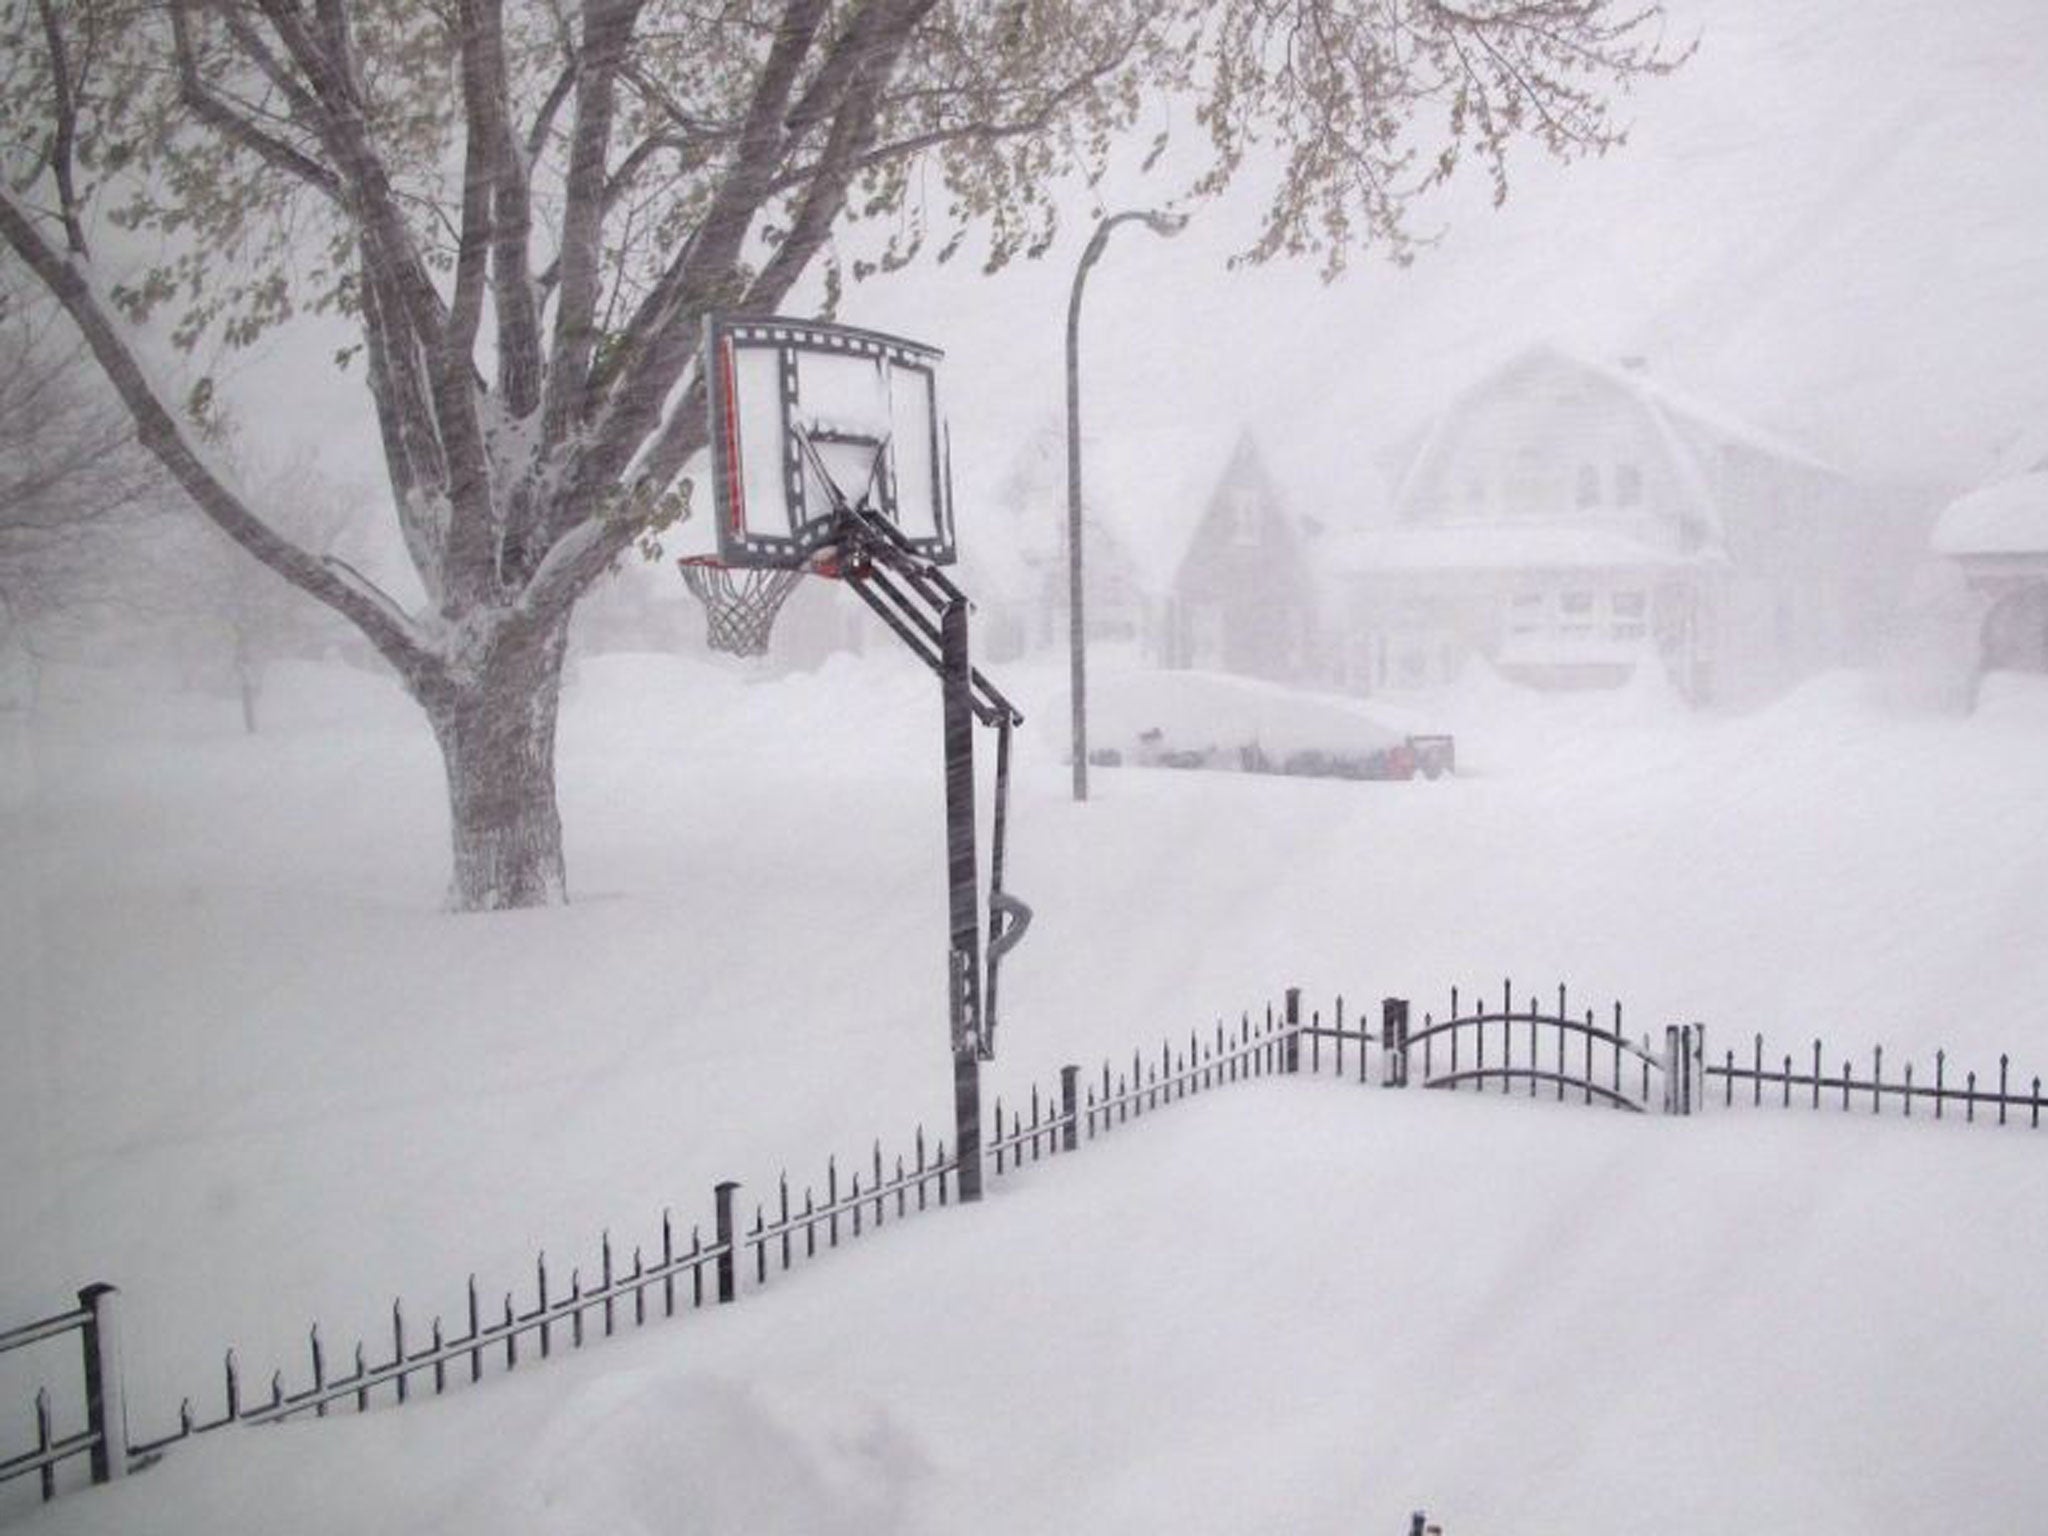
[0,281,169,708]
[157,448,370,731]
[0,0,1688,908]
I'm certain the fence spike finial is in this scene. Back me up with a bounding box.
[309,1323,326,1415]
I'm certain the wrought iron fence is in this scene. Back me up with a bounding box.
[1705,1035,2045,1127]
[0,1286,125,1503]
[1294,983,1704,1115]
[2,1002,1297,1515]
[5,982,2037,1517]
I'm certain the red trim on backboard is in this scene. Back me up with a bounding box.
[719,336,746,540]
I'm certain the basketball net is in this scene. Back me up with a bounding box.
[676,557,808,657]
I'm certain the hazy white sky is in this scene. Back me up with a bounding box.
[211,0,2048,555]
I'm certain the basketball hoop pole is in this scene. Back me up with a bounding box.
[826,505,1025,1206]
[695,309,1026,1207]
[941,597,984,1203]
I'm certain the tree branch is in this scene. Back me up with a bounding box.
[356,271,462,617]
[778,4,1152,195]
[625,54,885,499]
[445,89,494,367]
[543,0,642,449]
[532,131,703,297]
[456,0,543,417]
[0,190,438,687]
[311,0,367,109]
[213,1,491,609]
[245,0,450,348]
[571,0,833,503]
[33,0,90,257]
[217,4,332,129]
[170,1,345,203]
[525,59,580,161]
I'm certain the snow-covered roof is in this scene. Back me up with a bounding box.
[981,420,1252,599]
[1386,344,1840,549]
[1331,523,1708,576]
[1096,427,1275,594]
[1931,470,2048,556]
[1563,348,1838,476]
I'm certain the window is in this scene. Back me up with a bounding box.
[1508,591,1546,634]
[1229,489,1260,546]
[1463,475,1487,513]
[1610,589,1647,641]
[1559,590,1595,636]
[1614,462,1643,508]
[1575,463,1602,509]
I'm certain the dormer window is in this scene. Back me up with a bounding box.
[1229,489,1260,546]
[1614,462,1643,508]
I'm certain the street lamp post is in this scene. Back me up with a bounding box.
[1065,207,1186,802]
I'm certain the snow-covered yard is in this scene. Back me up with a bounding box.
[3,653,2046,1532]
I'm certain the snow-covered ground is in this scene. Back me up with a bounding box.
[3,653,2046,1532]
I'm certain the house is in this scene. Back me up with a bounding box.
[1156,433,1320,680]
[1331,345,1864,701]
[973,422,1149,667]
[978,424,1319,680]
[1930,462,2048,674]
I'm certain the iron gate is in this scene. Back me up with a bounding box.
[1379,984,1702,1114]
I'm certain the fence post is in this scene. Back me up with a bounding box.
[1284,988,1301,1074]
[1662,1025,1701,1116]
[713,1182,739,1304]
[1060,1066,1080,1152]
[77,1283,128,1484]
[1382,998,1409,1087]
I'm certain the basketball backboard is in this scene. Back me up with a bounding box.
[703,315,954,569]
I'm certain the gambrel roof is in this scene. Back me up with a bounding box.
[1371,343,1839,573]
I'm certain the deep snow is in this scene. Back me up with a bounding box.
[20,1086,2048,1536]
[3,653,2046,1532]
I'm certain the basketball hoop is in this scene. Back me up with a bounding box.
[693,312,1023,1205]
[676,555,810,656]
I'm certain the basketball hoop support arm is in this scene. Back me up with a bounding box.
[830,508,1029,1206]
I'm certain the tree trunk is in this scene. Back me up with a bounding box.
[427,615,571,911]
